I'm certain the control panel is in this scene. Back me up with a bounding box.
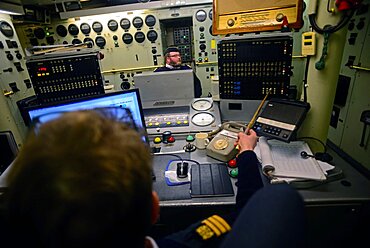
[26,50,105,103]
[142,98,221,135]
[218,35,293,100]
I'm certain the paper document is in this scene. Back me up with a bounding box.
[256,137,326,181]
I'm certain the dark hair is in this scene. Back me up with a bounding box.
[2,110,153,248]
[164,46,180,55]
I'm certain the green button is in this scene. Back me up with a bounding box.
[186,135,195,142]
[229,168,238,178]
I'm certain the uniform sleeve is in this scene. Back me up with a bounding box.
[235,150,264,210]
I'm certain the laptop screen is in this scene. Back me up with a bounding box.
[23,89,148,142]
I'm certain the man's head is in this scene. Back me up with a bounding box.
[3,110,159,248]
[164,46,182,67]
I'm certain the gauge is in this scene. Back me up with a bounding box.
[108,20,118,31]
[191,112,215,126]
[145,15,156,27]
[80,23,91,35]
[34,27,46,39]
[134,31,145,43]
[92,21,103,33]
[209,25,215,36]
[147,30,158,42]
[195,10,207,22]
[192,99,213,111]
[133,16,143,29]
[95,36,106,48]
[72,38,82,45]
[83,37,94,47]
[68,24,79,36]
[56,25,67,37]
[209,9,213,20]
[120,18,131,30]
[122,33,133,44]
[0,21,14,37]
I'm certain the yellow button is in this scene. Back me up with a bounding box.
[154,137,162,143]
[166,122,171,125]
[155,122,160,126]
[184,121,188,124]
[177,121,181,124]
[148,123,153,126]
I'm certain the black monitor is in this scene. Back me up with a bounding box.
[22,89,147,142]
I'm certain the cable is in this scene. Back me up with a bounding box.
[308,9,355,34]
[303,56,311,102]
[297,136,327,153]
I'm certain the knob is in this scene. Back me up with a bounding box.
[227,19,235,27]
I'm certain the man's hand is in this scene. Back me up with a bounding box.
[234,129,258,154]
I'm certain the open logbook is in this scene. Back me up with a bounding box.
[256,137,327,181]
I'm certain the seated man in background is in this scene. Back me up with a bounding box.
[0,109,305,248]
[155,47,203,98]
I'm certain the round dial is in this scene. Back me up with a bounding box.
[83,37,94,47]
[56,25,67,37]
[133,16,144,29]
[122,33,133,44]
[92,21,103,33]
[68,24,79,36]
[192,99,213,111]
[209,9,213,20]
[108,20,118,31]
[72,38,82,45]
[80,23,91,35]
[0,21,14,37]
[120,18,131,30]
[134,31,145,43]
[145,15,156,27]
[191,112,215,126]
[95,36,106,48]
[147,30,158,42]
[195,10,207,22]
[34,27,46,39]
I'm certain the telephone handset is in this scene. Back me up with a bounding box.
[206,122,247,162]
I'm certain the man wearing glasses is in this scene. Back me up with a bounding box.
[154,47,203,98]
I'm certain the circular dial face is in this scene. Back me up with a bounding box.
[146,30,158,42]
[95,36,106,48]
[92,21,103,33]
[134,31,145,43]
[120,18,131,30]
[83,37,94,47]
[68,24,79,36]
[56,25,67,37]
[122,33,133,44]
[192,99,213,111]
[80,23,91,35]
[145,15,156,27]
[0,21,14,37]
[72,38,82,45]
[195,10,207,22]
[34,27,46,39]
[191,112,215,126]
[108,20,118,31]
[133,16,144,29]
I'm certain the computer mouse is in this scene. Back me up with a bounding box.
[176,162,189,178]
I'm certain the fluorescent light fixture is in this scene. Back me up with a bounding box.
[0,2,24,15]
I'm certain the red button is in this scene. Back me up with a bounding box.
[167,136,175,143]
[228,159,237,168]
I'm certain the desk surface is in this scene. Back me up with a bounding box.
[151,134,370,207]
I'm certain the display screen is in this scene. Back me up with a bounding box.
[23,89,148,142]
